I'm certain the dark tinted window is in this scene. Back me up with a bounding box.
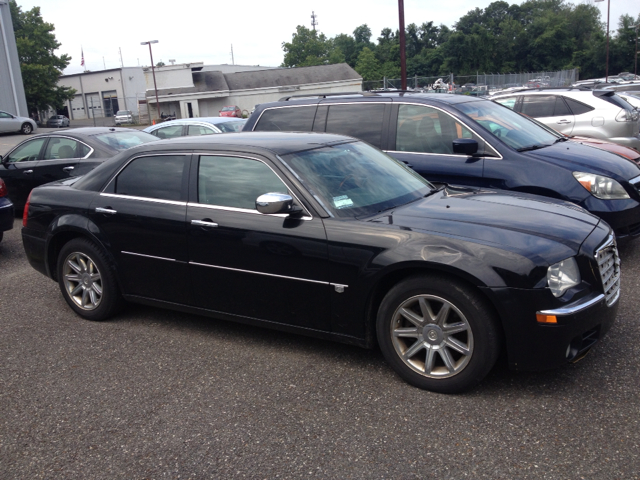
[78,143,92,157]
[198,155,288,210]
[520,96,556,117]
[115,155,187,201]
[325,104,385,148]
[553,97,572,116]
[564,97,594,115]
[254,106,316,132]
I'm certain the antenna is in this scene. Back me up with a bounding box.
[311,11,318,31]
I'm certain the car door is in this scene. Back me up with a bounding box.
[0,111,20,133]
[32,137,88,186]
[88,154,191,303]
[0,137,47,207]
[186,153,331,330]
[387,104,487,187]
[519,95,575,136]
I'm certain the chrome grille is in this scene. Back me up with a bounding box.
[595,235,621,307]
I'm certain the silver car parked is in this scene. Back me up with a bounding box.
[492,88,640,151]
[0,110,37,135]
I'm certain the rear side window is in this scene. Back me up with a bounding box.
[152,125,184,139]
[254,106,316,132]
[520,96,557,117]
[325,104,385,148]
[115,155,187,201]
[494,97,517,110]
[44,138,82,160]
[564,97,595,115]
[187,125,215,136]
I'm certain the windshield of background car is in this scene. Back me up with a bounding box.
[116,110,132,115]
[455,100,558,151]
[221,106,236,111]
[217,120,246,132]
[280,141,433,218]
[93,131,159,151]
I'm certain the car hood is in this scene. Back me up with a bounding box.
[525,141,640,179]
[382,185,600,262]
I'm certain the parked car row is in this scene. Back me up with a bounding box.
[143,117,246,138]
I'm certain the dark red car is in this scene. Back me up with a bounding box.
[219,105,242,117]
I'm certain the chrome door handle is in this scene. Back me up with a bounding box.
[62,166,74,172]
[23,170,33,174]
[556,119,572,124]
[95,207,117,215]
[191,219,218,227]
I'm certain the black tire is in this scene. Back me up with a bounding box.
[57,238,123,321]
[376,274,501,394]
[21,122,33,134]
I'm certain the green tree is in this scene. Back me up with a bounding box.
[9,1,75,114]
[355,47,381,81]
[281,25,330,67]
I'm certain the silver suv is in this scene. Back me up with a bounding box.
[114,110,134,126]
[492,88,640,150]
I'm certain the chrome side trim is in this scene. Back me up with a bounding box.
[186,202,312,220]
[100,193,186,206]
[538,293,605,316]
[122,251,180,262]
[189,261,347,289]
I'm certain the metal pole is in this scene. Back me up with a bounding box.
[605,0,610,82]
[0,1,21,115]
[146,43,161,120]
[398,0,407,91]
[90,96,96,127]
[635,24,638,79]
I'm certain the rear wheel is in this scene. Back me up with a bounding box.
[377,275,501,393]
[21,122,33,134]
[57,238,123,321]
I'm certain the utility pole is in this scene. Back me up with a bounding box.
[311,11,318,31]
[231,44,234,65]
[398,0,407,90]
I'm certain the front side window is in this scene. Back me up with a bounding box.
[198,155,288,210]
[43,137,82,160]
[187,125,215,136]
[396,105,484,155]
[325,104,385,148]
[114,155,187,201]
[5,138,46,163]
[0,111,12,119]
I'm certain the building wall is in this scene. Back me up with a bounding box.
[0,0,28,117]
[58,67,147,121]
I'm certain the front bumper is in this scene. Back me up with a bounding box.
[486,286,618,371]
[581,196,640,242]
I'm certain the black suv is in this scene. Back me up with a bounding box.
[243,92,640,241]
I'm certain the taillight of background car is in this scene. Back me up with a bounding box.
[0,178,7,197]
[22,191,32,227]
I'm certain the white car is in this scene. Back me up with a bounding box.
[492,88,640,150]
[143,117,246,139]
[114,110,134,125]
[0,110,37,135]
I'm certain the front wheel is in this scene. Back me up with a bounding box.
[21,122,33,134]
[376,275,501,394]
[57,238,123,321]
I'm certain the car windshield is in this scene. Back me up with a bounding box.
[280,141,433,218]
[93,131,158,151]
[221,106,236,111]
[455,100,558,152]
[116,110,132,115]
[216,120,246,132]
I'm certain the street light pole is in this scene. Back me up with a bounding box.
[398,0,407,91]
[635,24,639,79]
[141,40,160,121]
[595,0,610,82]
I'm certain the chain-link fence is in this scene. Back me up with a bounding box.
[363,68,579,94]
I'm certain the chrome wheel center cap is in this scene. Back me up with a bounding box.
[82,274,91,286]
[423,325,443,345]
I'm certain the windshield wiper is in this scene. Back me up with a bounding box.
[517,144,547,152]
[425,184,447,197]
[554,137,569,143]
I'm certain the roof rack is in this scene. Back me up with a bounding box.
[496,86,591,94]
[279,91,381,101]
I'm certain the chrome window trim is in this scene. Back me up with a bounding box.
[194,152,313,220]
[40,135,95,160]
[538,293,605,316]
[190,261,347,289]
[100,193,186,206]
[186,202,311,220]
[122,251,184,263]
[393,102,503,159]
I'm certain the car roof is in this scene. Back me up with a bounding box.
[126,131,357,156]
[31,127,141,138]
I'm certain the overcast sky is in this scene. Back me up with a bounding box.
[13,0,637,75]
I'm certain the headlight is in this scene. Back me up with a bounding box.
[572,172,630,199]
[547,257,581,297]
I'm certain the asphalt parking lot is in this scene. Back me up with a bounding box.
[1,132,640,479]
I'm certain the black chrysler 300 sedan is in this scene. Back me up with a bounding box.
[21,132,621,393]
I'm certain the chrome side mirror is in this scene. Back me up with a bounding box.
[256,192,301,215]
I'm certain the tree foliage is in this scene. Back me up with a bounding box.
[280,0,638,80]
[9,1,75,113]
